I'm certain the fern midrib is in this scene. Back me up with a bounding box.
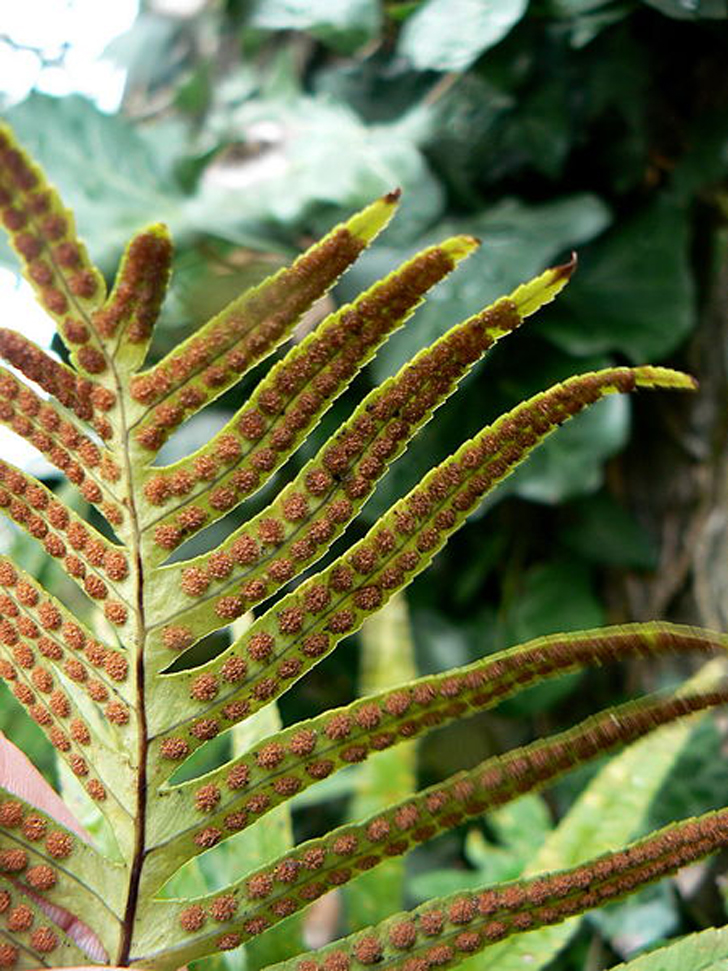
[112,365,150,967]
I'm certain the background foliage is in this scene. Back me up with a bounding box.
[2,1,728,967]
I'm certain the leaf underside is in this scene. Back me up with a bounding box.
[0,119,725,971]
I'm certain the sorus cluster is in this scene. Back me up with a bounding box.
[0,130,107,377]
[0,328,115,430]
[0,561,128,795]
[0,462,128,624]
[146,245,459,561]
[130,227,368,452]
[0,370,123,523]
[161,296,523,635]
[92,228,172,345]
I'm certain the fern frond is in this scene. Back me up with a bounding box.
[139,234,477,559]
[0,116,722,971]
[135,683,727,966]
[152,367,695,742]
[128,192,403,449]
[151,258,574,633]
[250,808,728,971]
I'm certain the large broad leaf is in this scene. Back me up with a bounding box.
[4,94,184,270]
[398,0,529,71]
[249,0,382,52]
[611,927,728,971]
[543,199,695,361]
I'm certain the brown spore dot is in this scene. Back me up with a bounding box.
[248,505,282,541]
[389,921,417,949]
[222,700,250,721]
[87,680,109,702]
[215,596,245,620]
[217,933,242,951]
[449,897,476,924]
[162,626,194,651]
[208,551,233,579]
[154,524,181,549]
[105,651,128,681]
[248,632,275,661]
[323,954,350,971]
[252,677,278,701]
[30,927,58,954]
[302,847,326,870]
[256,741,285,769]
[327,609,355,634]
[21,813,47,841]
[105,700,130,725]
[425,944,454,966]
[419,910,444,936]
[366,818,391,842]
[25,863,56,889]
[303,584,331,614]
[455,931,481,953]
[190,718,220,741]
[277,606,304,634]
[0,943,18,969]
[180,905,206,932]
[325,713,352,740]
[303,633,329,657]
[289,728,317,756]
[0,799,23,829]
[38,603,61,630]
[332,834,358,856]
[195,783,221,812]
[224,811,248,831]
[226,763,250,790]
[353,935,382,965]
[190,673,219,701]
[181,566,210,597]
[194,827,222,848]
[246,872,273,900]
[86,779,107,801]
[45,830,73,859]
[161,737,190,761]
[7,904,34,932]
[221,655,247,683]
[0,849,25,873]
[104,601,128,626]
[230,534,259,564]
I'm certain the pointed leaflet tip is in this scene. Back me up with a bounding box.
[551,250,578,281]
[633,366,698,391]
[347,190,403,244]
[442,233,480,263]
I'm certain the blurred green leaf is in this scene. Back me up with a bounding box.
[640,0,728,17]
[544,200,695,361]
[5,93,184,270]
[588,882,679,959]
[361,194,611,381]
[609,927,728,970]
[250,0,382,52]
[560,492,659,570]
[494,560,603,712]
[195,94,444,238]
[344,594,417,929]
[398,0,529,71]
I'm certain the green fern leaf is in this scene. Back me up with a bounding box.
[0,118,726,971]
